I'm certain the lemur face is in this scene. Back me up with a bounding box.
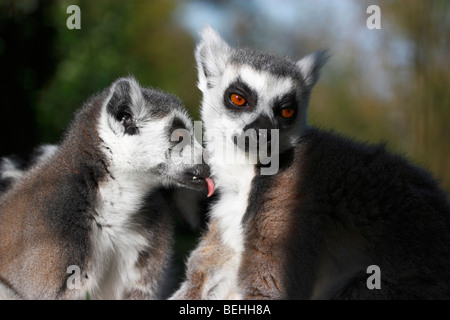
[98,77,212,194]
[196,26,327,161]
[208,63,303,154]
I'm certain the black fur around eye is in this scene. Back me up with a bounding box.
[115,105,138,135]
[274,91,298,123]
[224,79,257,111]
[118,110,132,124]
[113,102,132,121]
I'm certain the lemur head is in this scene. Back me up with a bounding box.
[196,26,328,166]
[98,77,213,195]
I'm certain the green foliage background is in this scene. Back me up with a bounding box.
[38,0,199,141]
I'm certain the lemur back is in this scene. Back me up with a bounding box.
[0,77,213,299]
[241,129,450,299]
[171,27,450,299]
[0,145,58,197]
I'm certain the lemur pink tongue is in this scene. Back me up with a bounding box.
[205,177,215,198]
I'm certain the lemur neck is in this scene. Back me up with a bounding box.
[63,123,159,228]
[208,143,257,253]
[96,160,160,228]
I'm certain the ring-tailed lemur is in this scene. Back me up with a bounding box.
[0,76,215,300]
[171,27,450,299]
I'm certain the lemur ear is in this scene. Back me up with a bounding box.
[296,50,329,89]
[195,25,232,92]
[105,77,143,135]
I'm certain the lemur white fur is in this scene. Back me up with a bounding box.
[0,158,24,182]
[0,77,212,299]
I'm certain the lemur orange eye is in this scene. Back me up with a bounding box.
[230,94,247,106]
[281,108,295,118]
[174,130,184,142]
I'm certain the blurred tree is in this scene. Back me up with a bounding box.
[381,0,450,191]
[0,0,58,158]
[36,0,198,143]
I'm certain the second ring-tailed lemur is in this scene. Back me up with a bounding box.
[171,27,450,299]
[0,144,59,196]
[0,76,214,299]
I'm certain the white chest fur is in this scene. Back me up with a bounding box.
[205,161,255,299]
[84,174,157,299]
[212,163,255,252]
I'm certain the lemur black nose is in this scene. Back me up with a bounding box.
[184,162,214,197]
[187,162,211,179]
[243,114,274,143]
